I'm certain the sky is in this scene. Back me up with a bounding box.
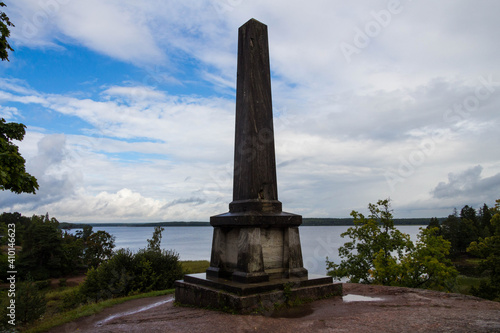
[0,0,499,223]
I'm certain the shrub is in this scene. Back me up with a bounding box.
[77,247,183,303]
[15,278,47,325]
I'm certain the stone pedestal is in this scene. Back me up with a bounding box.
[175,273,342,314]
[206,224,308,283]
[174,18,342,313]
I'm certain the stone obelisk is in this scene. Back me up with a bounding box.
[175,19,341,314]
[207,18,307,283]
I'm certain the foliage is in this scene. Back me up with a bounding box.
[327,199,457,291]
[0,212,31,246]
[84,230,115,268]
[441,203,494,256]
[147,226,164,252]
[452,275,488,296]
[8,212,116,280]
[18,214,67,280]
[427,217,441,233]
[467,199,500,300]
[0,277,46,328]
[0,2,14,61]
[0,118,39,194]
[74,224,93,241]
[377,227,457,291]
[326,199,413,284]
[15,277,48,325]
[74,227,183,304]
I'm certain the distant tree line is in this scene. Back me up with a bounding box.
[57,217,436,230]
[59,221,212,229]
[302,217,437,226]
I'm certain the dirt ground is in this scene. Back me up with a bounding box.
[48,283,500,333]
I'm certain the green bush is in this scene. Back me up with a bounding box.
[132,249,183,292]
[35,279,51,290]
[470,280,499,301]
[61,286,86,311]
[77,247,183,303]
[16,278,47,325]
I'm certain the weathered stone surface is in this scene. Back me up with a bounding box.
[175,273,342,314]
[231,18,278,213]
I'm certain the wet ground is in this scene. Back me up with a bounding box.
[48,283,500,332]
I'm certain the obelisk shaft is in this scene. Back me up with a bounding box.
[230,19,282,213]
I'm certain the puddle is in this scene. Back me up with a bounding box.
[96,298,174,326]
[343,294,384,303]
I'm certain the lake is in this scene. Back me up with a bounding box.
[71,225,424,276]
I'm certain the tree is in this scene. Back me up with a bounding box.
[18,214,66,279]
[75,225,93,241]
[441,212,465,255]
[327,199,457,291]
[0,2,14,61]
[15,277,47,325]
[61,230,85,275]
[326,199,413,284]
[0,212,31,246]
[0,118,39,194]
[467,199,500,300]
[84,230,115,268]
[147,226,164,252]
[382,227,457,291]
[427,217,441,234]
[478,203,493,237]
[440,204,489,256]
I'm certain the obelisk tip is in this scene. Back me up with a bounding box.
[241,18,267,28]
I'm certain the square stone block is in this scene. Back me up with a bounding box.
[175,273,343,314]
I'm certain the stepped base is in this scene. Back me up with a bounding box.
[175,273,342,314]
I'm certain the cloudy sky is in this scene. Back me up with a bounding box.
[0,0,499,222]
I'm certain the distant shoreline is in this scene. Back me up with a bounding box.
[59,217,440,229]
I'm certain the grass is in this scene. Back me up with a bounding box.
[452,275,488,296]
[22,289,174,333]
[181,260,210,274]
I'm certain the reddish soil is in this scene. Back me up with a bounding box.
[47,283,500,333]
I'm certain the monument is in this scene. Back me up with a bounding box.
[175,18,342,313]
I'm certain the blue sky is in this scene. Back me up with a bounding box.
[1,0,499,222]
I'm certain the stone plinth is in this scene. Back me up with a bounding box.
[175,273,342,314]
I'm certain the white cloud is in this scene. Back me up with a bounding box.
[432,165,500,201]
[9,0,164,64]
[2,1,500,221]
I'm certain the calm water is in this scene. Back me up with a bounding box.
[71,225,423,276]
